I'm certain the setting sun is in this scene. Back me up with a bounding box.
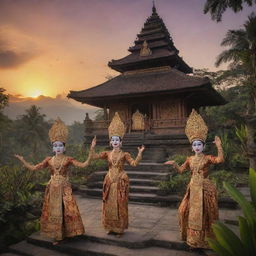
[29,90,43,98]
[18,75,54,98]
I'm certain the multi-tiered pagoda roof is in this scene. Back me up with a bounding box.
[108,5,192,73]
[68,4,226,108]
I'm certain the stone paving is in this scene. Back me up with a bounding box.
[76,194,241,245]
[3,194,243,256]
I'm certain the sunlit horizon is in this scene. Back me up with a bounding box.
[0,0,252,98]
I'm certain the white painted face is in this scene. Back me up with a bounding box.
[110,136,121,149]
[52,141,65,155]
[192,140,204,154]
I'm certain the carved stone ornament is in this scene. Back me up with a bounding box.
[140,40,152,57]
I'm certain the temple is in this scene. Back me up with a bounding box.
[68,4,225,161]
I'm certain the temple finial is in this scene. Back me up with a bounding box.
[152,0,156,14]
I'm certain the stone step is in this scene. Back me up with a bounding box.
[124,163,171,172]
[85,184,160,193]
[122,148,167,162]
[9,240,69,256]
[26,232,200,256]
[132,185,160,193]
[0,253,21,256]
[130,178,159,186]
[90,171,169,181]
[88,178,159,188]
[77,188,237,208]
[78,187,181,206]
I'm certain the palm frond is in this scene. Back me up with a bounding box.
[215,49,242,67]
[221,30,248,49]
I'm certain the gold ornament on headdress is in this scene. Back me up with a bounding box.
[49,117,68,143]
[185,109,208,143]
[108,112,126,139]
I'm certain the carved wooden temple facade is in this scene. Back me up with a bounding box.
[68,5,225,159]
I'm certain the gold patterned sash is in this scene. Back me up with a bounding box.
[188,156,204,230]
[48,174,67,224]
[105,167,120,221]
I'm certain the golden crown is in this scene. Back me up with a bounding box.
[185,109,208,143]
[48,117,68,143]
[108,112,126,139]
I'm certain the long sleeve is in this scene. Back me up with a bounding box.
[22,157,50,171]
[69,149,94,168]
[91,150,108,160]
[208,144,224,164]
[125,152,142,167]
[172,157,190,173]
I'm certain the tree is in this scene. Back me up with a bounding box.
[15,105,50,158]
[204,0,255,22]
[0,88,12,163]
[0,88,8,111]
[94,109,105,121]
[214,13,256,169]
[0,87,10,129]
[68,121,84,144]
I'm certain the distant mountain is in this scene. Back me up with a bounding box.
[4,94,99,125]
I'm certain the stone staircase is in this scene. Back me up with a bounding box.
[6,232,204,256]
[80,133,187,206]
[81,133,238,208]
[79,162,182,206]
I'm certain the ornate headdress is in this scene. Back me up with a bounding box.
[48,117,68,143]
[185,109,208,143]
[108,112,126,139]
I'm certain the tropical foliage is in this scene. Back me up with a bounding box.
[204,0,255,21]
[14,105,50,158]
[214,13,256,170]
[208,168,256,255]
[0,165,43,251]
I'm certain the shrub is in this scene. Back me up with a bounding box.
[67,144,107,185]
[158,172,191,195]
[0,165,43,251]
[209,170,239,196]
[208,168,256,255]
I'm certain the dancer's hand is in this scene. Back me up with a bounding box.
[14,154,24,162]
[90,136,97,150]
[164,160,175,165]
[213,136,221,147]
[138,145,145,154]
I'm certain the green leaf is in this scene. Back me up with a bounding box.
[208,238,233,256]
[249,168,256,208]
[212,222,244,256]
[223,182,256,227]
[238,216,255,255]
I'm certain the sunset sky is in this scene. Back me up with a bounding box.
[0,0,253,99]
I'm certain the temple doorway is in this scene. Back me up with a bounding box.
[131,104,152,132]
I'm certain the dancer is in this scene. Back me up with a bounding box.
[165,109,224,248]
[92,112,145,237]
[15,118,96,244]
